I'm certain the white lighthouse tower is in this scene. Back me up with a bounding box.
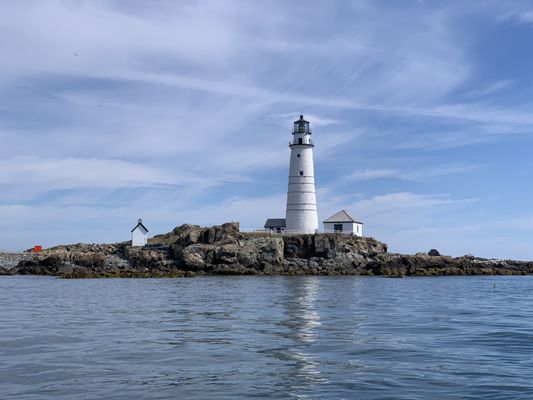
[285,115,319,234]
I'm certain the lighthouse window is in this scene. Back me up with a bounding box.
[298,138,303,144]
[299,171,304,176]
[297,154,300,158]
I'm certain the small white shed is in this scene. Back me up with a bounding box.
[131,218,149,246]
[323,210,363,236]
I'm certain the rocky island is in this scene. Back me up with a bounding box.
[1,222,533,278]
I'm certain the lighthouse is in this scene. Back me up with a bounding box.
[285,115,319,234]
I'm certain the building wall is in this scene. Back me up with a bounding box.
[285,140,318,234]
[266,227,285,233]
[132,228,148,246]
[324,222,363,236]
[291,129,312,145]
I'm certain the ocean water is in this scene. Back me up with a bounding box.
[1,276,533,399]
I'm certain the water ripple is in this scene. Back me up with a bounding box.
[1,275,533,399]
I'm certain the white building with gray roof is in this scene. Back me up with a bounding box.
[323,210,363,236]
[131,218,149,246]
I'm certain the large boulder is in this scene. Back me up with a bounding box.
[428,249,440,257]
[313,234,387,260]
[182,251,206,270]
[171,224,204,245]
[167,222,240,246]
[237,236,284,267]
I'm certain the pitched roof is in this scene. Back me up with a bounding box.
[264,218,286,228]
[323,210,363,224]
[131,219,149,233]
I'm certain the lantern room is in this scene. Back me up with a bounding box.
[293,115,311,134]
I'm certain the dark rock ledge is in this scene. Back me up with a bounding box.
[2,222,533,278]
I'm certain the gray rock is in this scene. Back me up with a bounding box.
[0,252,36,271]
[183,251,205,270]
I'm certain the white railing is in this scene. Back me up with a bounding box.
[239,228,360,236]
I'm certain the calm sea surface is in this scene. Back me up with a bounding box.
[1,275,533,399]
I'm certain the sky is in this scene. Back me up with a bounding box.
[1,0,533,259]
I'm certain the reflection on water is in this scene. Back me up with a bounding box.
[284,277,321,343]
[2,276,533,399]
[279,277,326,395]
[281,277,321,343]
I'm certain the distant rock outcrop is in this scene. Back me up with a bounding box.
[3,222,533,278]
[368,253,533,277]
[0,253,35,275]
[428,249,441,257]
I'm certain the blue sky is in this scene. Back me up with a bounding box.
[1,0,533,259]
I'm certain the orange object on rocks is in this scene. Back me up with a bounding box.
[34,245,42,253]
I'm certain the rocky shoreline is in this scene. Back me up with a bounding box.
[2,222,533,278]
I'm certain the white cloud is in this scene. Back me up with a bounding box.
[0,1,241,81]
[347,164,479,182]
[318,191,478,231]
[348,169,401,181]
[273,112,340,127]
[0,157,207,189]
[497,6,533,26]
[466,80,513,97]
[349,192,477,216]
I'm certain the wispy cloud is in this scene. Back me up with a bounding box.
[0,157,177,188]
[347,164,479,182]
[273,112,340,127]
[497,6,533,26]
[466,80,514,97]
[349,192,478,216]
